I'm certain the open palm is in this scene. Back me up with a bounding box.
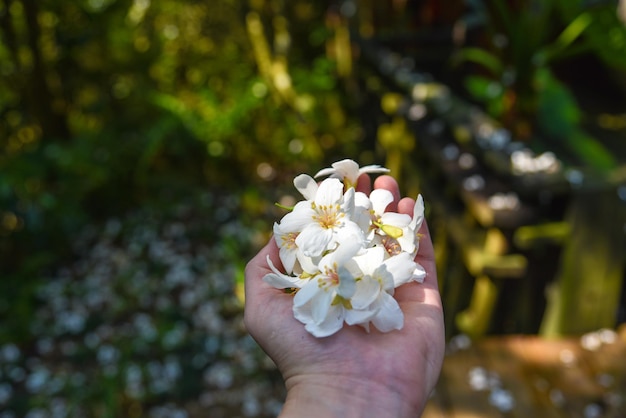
[244,175,445,417]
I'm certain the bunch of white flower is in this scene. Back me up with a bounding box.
[264,159,426,338]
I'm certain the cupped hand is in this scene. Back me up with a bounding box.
[244,175,445,418]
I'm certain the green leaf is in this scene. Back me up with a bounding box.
[540,12,593,63]
[452,48,503,76]
[537,70,617,172]
[464,75,503,100]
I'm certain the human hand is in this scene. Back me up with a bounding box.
[244,175,445,418]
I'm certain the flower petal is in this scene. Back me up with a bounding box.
[370,188,394,215]
[310,290,333,324]
[350,275,381,309]
[296,224,333,257]
[358,164,391,175]
[352,246,386,276]
[294,174,318,200]
[380,212,411,228]
[344,306,377,326]
[412,263,426,283]
[314,178,344,206]
[278,246,297,274]
[302,304,345,337]
[383,252,418,288]
[293,279,320,307]
[263,256,307,288]
[337,265,357,298]
[315,159,359,181]
[411,194,425,229]
[371,293,404,332]
[279,201,315,232]
[263,272,301,289]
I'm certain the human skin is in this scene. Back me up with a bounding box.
[244,175,445,418]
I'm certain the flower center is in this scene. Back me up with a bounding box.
[312,203,343,229]
[281,232,298,249]
[331,294,353,309]
[317,264,340,289]
[381,236,402,256]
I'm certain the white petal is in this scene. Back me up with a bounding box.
[412,263,426,283]
[380,212,411,228]
[342,187,355,216]
[313,167,338,179]
[383,253,418,288]
[321,233,364,269]
[302,304,345,337]
[294,174,319,200]
[350,275,381,309]
[263,272,302,289]
[397,233,416,255]
[372,263,395,291]
[296,225,332,257]
[352,246,385,276]
[293,280,322,307]
[339,220,367,239]
[315,178,344,206]
[310,290,333,324]
[279,201,315,232]
[264,256,307,288]
[297,251,319,275]
[293,283,333,326]
[358,164,390,175]
[331,159,360,182]
[369,189,394,215]
[278,246,297,274]
[344,306,377,326]
[411,194,425,229]
[337,266,357,298]
[354,191,372,210]
[332,159,360,172]
[371,293,404,332]
[352,201,374,237]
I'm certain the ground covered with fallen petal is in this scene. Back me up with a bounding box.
[0,192,286,418]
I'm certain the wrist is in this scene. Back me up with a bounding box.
[278,373,427,418]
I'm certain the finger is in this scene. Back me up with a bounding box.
[397,197,415,216]
[395,218,442,307]
[244,237,280,297]
[356,173,371,194]
[373,175,401,212]
[414,219,438,290]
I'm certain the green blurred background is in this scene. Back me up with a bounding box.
[0,0,625,416]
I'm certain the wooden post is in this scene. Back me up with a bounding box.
[540,189,625,337]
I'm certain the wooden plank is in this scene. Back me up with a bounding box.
[575,327,626,416]
[431,341,502,418]
[503,337,612,417]
[540,190,625,336]
[427,334,626,418]
[478,337,565,418]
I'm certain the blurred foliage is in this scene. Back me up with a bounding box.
[0,1,376,414]
[454,0,622,170]
[0,0,373,277]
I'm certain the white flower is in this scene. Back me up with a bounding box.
[315,159,390,190]
[373,194,425,258]
[263,159,428,338]
[263,255,309,290]
[352,191,376,238]
[292,238,365,337]
[278,178,364,258]
[273,222,300,274]
[350,247,419,332]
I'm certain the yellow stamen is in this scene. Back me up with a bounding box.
[380,224,404,239]
[331,295,353,309]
